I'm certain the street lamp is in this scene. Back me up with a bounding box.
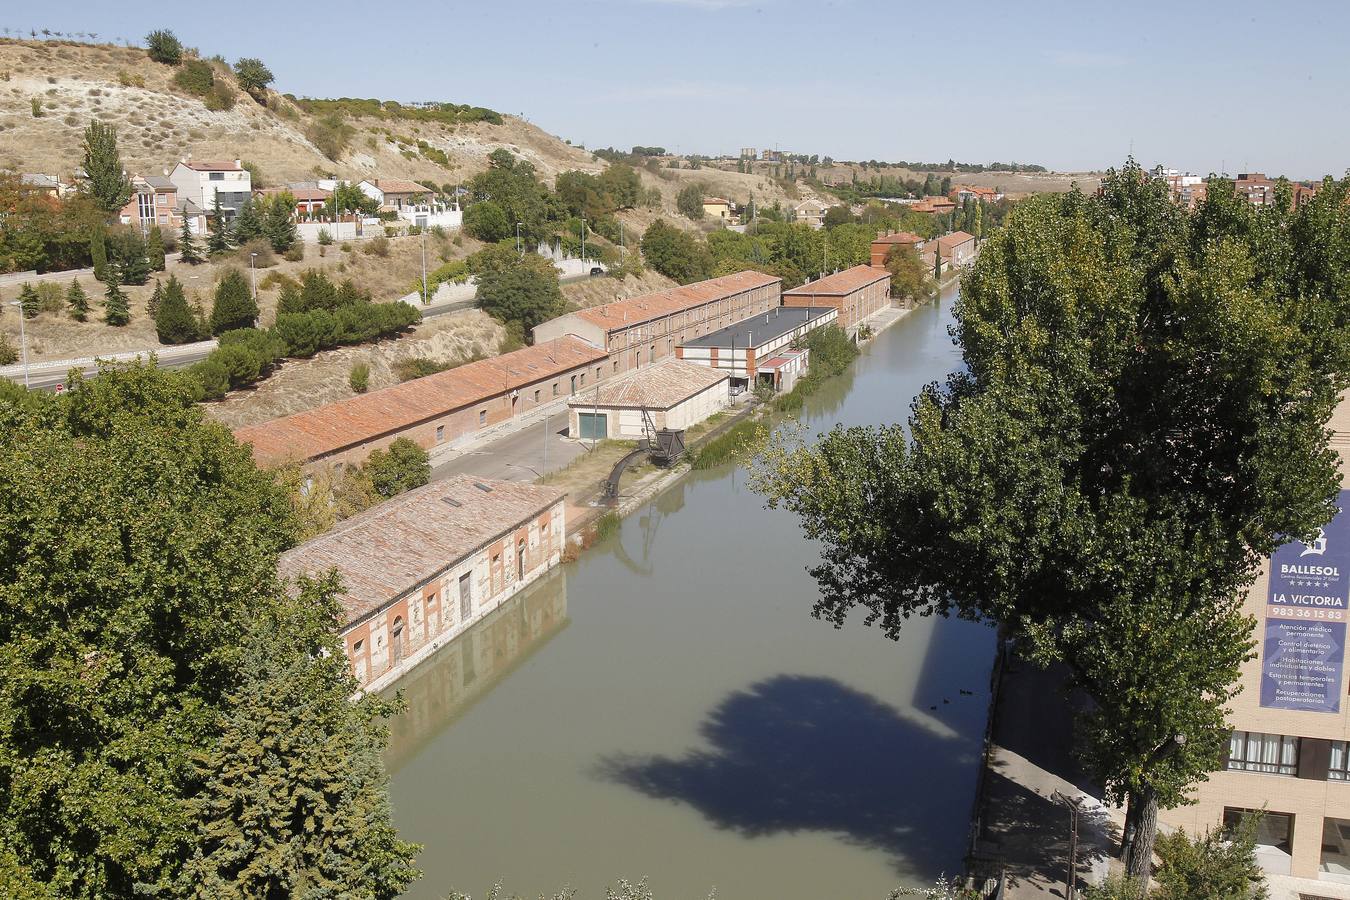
[580,216,586,264]
[516,222,523,258]
[420,225,428,305]
[6,300,29,388]
[249,252,258,299]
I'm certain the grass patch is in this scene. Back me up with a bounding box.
[593,512,621,541]
[692,419,764,470]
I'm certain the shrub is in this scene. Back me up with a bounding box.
[30,97,42,118]
[204,81,236,111]
[258,271,298,292]
[173,60,215,96]
[349,361,369,393]
[363,236,389,257]
[283,243,304,263]
[34,283,64,314]
[306,112,353,160]
[0,333,17,366]
[317,228,333,246]
[209,268,259,335]
[188,357,230,400]
[218,327,285,373]
[364,438,430,499]
[392,356,452,382]
[237,239,276,268]
[145,29,182,65]
[153,275,199,344]
[692,420,764,470]
[211,343,263,389]
[116,69,144,88]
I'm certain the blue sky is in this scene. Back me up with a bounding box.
[16,0,1349,177]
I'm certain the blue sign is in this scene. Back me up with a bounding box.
[1261,490,1350,713]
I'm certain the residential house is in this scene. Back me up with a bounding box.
[255,185,331,218]
[781,265,892,332]
[532,271,783,376]
[169,159,252,219]
[118,175,206,234]
[19,173,66,198]
[703,197,737,224]
[949,185,1003,205]
[358,179,430,213]
[278,474,566,691]
[792,198,829,229]
[912,195,957,215]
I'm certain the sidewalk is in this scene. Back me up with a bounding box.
[970,648,1120,899]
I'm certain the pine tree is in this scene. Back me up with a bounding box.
[263,196,296,252]
[90,228,108,282]
[208,268,258,335]
[147,279,163,319]
[146,226,166,271]
[153,275,198,345]
[232,196,261,244]
[178,216,202,265]
[207,194,232,255]
[17,283,39,318]
[113,231,150,286]
[65,279,90,321]
[102,263,129,326]
[191,297,210,340]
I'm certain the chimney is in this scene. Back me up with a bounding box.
[234,159,242,168]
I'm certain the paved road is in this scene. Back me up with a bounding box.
[1,340,217,391]
[432,411,589,484]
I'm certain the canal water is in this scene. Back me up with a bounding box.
[385,284,996,899]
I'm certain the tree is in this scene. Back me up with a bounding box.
[231,196,262,244]
[146,224,166,270]
[364,437,430,499]
[263,193,297,252]
[475,256,566,337]
[232,57,274,99]
[90,226,109,281]
[209,268,258,335]
[751,164,1350,887]
[65,279,90,321]
[207,194,232,255]
[463,199,512,243]
[178,216,202,264]
[154,275,198,344]
[109,229,150,285]
[0,365,420,894]
[147,278,162,318]
[884,244,935,307]
[677,184,705,220]
[822,205,853,229]
[144,29,182,65]
[102,262,129,325]
[641,220,712,284]
[81,120,133,213]
[16,282,38,318]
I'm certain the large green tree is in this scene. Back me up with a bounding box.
[154,274,200,344]
[752,163,1350,885]
[640,220,712,284]
[0,364,419,895]
[81,120,133,213]
[476,256,566,338]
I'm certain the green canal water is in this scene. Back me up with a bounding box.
[384,284,996,899]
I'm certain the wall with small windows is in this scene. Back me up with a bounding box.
[340,496,566,693]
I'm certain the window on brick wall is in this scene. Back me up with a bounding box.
[1228,731,1299,775]
[436,425,445,442]
[1330,742,1350,780]
[479,410,486,425]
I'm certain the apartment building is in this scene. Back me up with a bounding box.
[1160,400,1350,889]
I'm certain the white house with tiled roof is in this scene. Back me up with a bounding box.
[358,178,431,212]
[169,158,251,219]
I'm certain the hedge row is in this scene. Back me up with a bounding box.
[188,301,420,400]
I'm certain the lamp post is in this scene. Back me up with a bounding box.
[249,252,257,299]
[516,222,523,258]
[580,216,586,264]
[7,301,29,388]
[420,225,428,304]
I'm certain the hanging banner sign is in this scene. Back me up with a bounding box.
[1261,490,1350,712]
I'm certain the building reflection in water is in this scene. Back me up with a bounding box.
[382,568,569,770]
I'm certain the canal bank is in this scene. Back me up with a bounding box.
[384,284,993,900]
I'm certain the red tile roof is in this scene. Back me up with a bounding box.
[235,336,608,465]
[871,231,924,245]
[782,265,890,297]
[278,474,564,626]
[257,186,331,202]
[566,359,727,410]
[935,231,975,252]
[568,271,780,333]
[373,179,430,196]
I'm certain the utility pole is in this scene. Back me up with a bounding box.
[420,225,428,304]
[516,222,523,258]
[249,252,257,299]
[580,216,587,263]
[8,301,29,388]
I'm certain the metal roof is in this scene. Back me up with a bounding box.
[680,306,835,350]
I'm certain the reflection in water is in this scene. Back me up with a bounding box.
[599,674,979,875]
[382,570,569,770]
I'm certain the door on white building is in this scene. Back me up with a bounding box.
[517,538,526,581]
[391,616,404,666]
[577,412,607,441]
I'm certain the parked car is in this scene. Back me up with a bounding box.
[589,266,604,276]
